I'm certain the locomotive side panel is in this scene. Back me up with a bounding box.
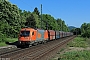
[36,30,45,42]
[31,30,37,41]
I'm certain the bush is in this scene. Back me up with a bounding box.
[81,30,90,38]
[0,32,7,42]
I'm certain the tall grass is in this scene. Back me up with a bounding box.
[67,37,89,48]
[58,50,90,60]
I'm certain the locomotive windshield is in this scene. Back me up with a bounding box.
[20,31,30,37]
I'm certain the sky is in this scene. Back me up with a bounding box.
[9,0,90,28]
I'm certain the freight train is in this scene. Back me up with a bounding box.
[18,27,73,46]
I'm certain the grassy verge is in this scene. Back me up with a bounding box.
[67,37,89,48]
[0,38,18,47]
[0,42,7,47]
[6,38,18,42]
[58,50,90,60]
[50,36,90,60]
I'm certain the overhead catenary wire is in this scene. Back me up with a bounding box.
[19,0,58,19]
[19,0,33,10]
[43,5,58,19]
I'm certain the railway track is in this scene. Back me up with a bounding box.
[0,36,75,60]
[0,47,21,55]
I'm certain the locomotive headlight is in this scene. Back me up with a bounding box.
[19,41,21,44]
[18,40,21,44]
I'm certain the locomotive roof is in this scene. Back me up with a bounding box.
[21,28,35,31]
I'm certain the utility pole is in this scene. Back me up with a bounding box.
[41,4,42,29]
[67,24,68,32]
[61,21,62,31]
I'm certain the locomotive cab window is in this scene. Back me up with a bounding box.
[32,32,34,35]
[20,31,30,37]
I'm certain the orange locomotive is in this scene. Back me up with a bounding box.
[18,28,49,45]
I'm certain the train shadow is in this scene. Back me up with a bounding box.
[5,41,29,49]
[5,41,18,46]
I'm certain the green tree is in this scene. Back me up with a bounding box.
[81,23,90,38]
[56,19,69,31]
[33,7,40,17]
[81,23,87,33]
[19,9,31,28]
[25,13,36,28]
[33,13,41,28]
[0,0,21,38]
